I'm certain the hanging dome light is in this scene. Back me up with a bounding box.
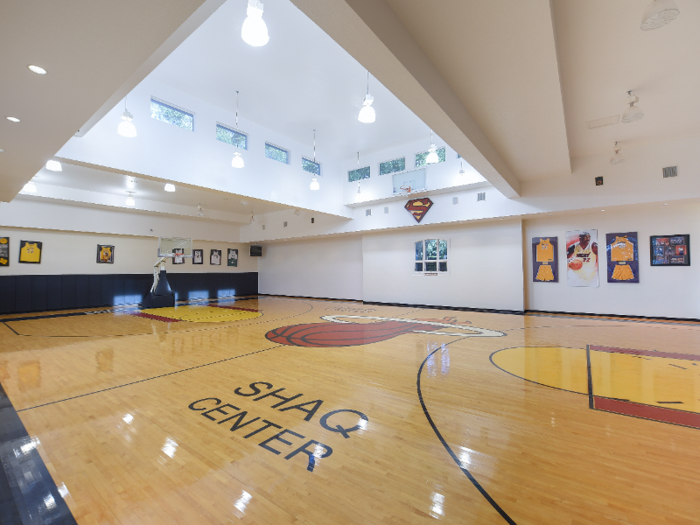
[357,181,362,194]
[641,0,679,30]
[164,183,176,192]
[242,0,269,47]
[117,97,137,138]
[425,131,439,164]
[46,160,62,172]
[125,192,136,206]
[610,142,625,165]
[358,71,376,123]
[310,177,320,191]
[22,181,37,193]
[231,91,245,168]
[458,158,466,176]
[621,91,644,123]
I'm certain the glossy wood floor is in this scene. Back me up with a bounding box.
[2,297,700,524]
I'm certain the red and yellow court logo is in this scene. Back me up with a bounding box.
[134,305,261,323]
[265,315,504,347]
[404,198,433,223]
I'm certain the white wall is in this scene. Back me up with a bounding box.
[524,202,700,318]
[0,227,256,276]
[258,235,363,300]
[363,220,524,311]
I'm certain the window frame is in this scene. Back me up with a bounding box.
[379,156,406,176]
[150,97,195,131]
[216,122,248,150]
[415,146,447,168]
[302,156,322,176]
[414,239,449,275]
[265,142,290,165]
[348,165,371,182]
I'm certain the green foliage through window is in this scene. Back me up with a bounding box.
[415,241,424,261]
[302,157,321,176]
[265,143,289,164]
[379,157,405,176]
[415,147,446,168]
[150,99,194,131]
[349,166,370,182]
[216,124,247,149]
[415,239,448,273]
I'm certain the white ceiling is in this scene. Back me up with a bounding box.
[149,0,429,160]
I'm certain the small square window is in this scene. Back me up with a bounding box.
[265,143,289,164]
[415,262,423,272]
[349,166,370,182]
[216,124,247,149]
[302,157,321,176]
[439,262,447,272]
[425,262,437,272]
[379,157,405,176]
[150,98,194,130]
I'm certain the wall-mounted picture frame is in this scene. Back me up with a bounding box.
[650,234,690,266]
[192,249,203,265]
[532,237,558,283]
[606,232,638,283]
[19,240,42,264]
[0,237,9,266]
[227,248,238,267]
[97,244,114,264]
[172,248,185,264]
[210,249,222,265]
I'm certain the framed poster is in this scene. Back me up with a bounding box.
[566,230,598,287]
[19,240,42,264]
[650,235,690,266]
[227,248,238,267]
[96,245,114,264]
[532,237,558,282]
[210,249,221,265]
[606,233,639,283]
[192,249,203,265]
[172,248,185,264]
[0,237,9,266]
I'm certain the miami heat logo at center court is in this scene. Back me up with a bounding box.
[265,315,505,347]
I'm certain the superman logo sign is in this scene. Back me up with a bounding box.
[404,198,433,223]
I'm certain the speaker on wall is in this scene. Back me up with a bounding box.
[250,245,263,257]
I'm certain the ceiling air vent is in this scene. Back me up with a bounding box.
[586,115,619,130]
[662,166,677,178]
[477,192,486,201]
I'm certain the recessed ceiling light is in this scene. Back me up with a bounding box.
[125,192,135,207]
[164,183,176,192]
[6,117,20,123]
[28,65,47,75]
[46,160,62,172]
[601,209,605,212]
[663,203,668,206]
[22,181,37,193]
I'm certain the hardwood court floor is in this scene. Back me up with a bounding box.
[1,297,700,524]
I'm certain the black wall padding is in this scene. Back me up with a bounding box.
[0,272,258,314]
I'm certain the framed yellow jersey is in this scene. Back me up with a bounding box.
[19,240,42,264]
[97,244,115,264]
[606,232,639,283]
[532,236,558,283]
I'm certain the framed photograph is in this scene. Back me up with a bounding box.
[227,248,238,267]
[210,249,222,265]
[650,235,690,266]
[19,240,42,264]
[0,237,9,266]
[97,244,114,264]
[172,248,185,264]
[532,237,558,283]
[192,249,203,265]
[606,233,638,283]
[566,230,599,287]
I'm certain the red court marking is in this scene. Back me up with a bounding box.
[131,312,180,323]
[593,396,700,429]
[214,305,259,312]
[589,344,700,362]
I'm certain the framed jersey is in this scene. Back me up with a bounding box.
[605,233,639,283]
[97,244,114,264]
[532,237,558,283]
[19,240,42,264]
[0,237,9,266]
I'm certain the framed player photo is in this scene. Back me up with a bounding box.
[96,244,114,264]
[566,230,598,287]
[172,248,185,264]
[192,249,203,265]
[532,237,558,283]
[210,249,222,265]
[0,237,9,266]
[605,233,638,283]
[19,240,42,264]
[650,235,690,266]
[227,248,238,267]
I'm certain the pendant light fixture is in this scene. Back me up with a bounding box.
[458,157,466,176]
[641,0,679,30]
[358,71,376,124]
[125,192,136,207]
[426,131,439,164]
[232,91,245,169]
[610,142,625,165]
[46,160,62,172]
[22,181,37,193]
[242,0,269,47]
[621,91,644,123]
[118,97,137,138]
[356,151,362,193]
[309,129,320,191]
